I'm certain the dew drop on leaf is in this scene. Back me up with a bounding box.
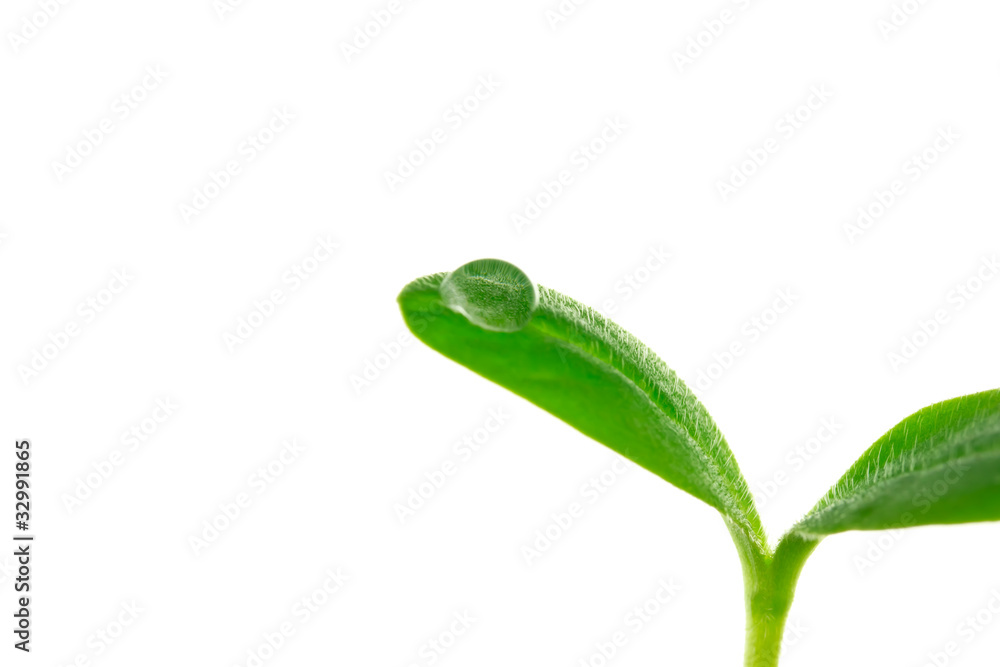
[440,259,538,332]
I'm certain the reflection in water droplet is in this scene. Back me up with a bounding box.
[440,259,538,332]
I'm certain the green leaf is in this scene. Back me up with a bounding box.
[399,259,766,550]
[793,389,1000,536]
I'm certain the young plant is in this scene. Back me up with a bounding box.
[398,258,1000,666]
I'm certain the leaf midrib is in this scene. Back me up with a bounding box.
[529,287,768,550]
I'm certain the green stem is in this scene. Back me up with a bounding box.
[726,521,821,667]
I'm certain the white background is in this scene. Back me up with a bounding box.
[2,0,999,665]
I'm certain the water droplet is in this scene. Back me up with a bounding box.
[440,259,538,332]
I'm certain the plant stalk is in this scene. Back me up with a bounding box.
[726,522,820,667]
